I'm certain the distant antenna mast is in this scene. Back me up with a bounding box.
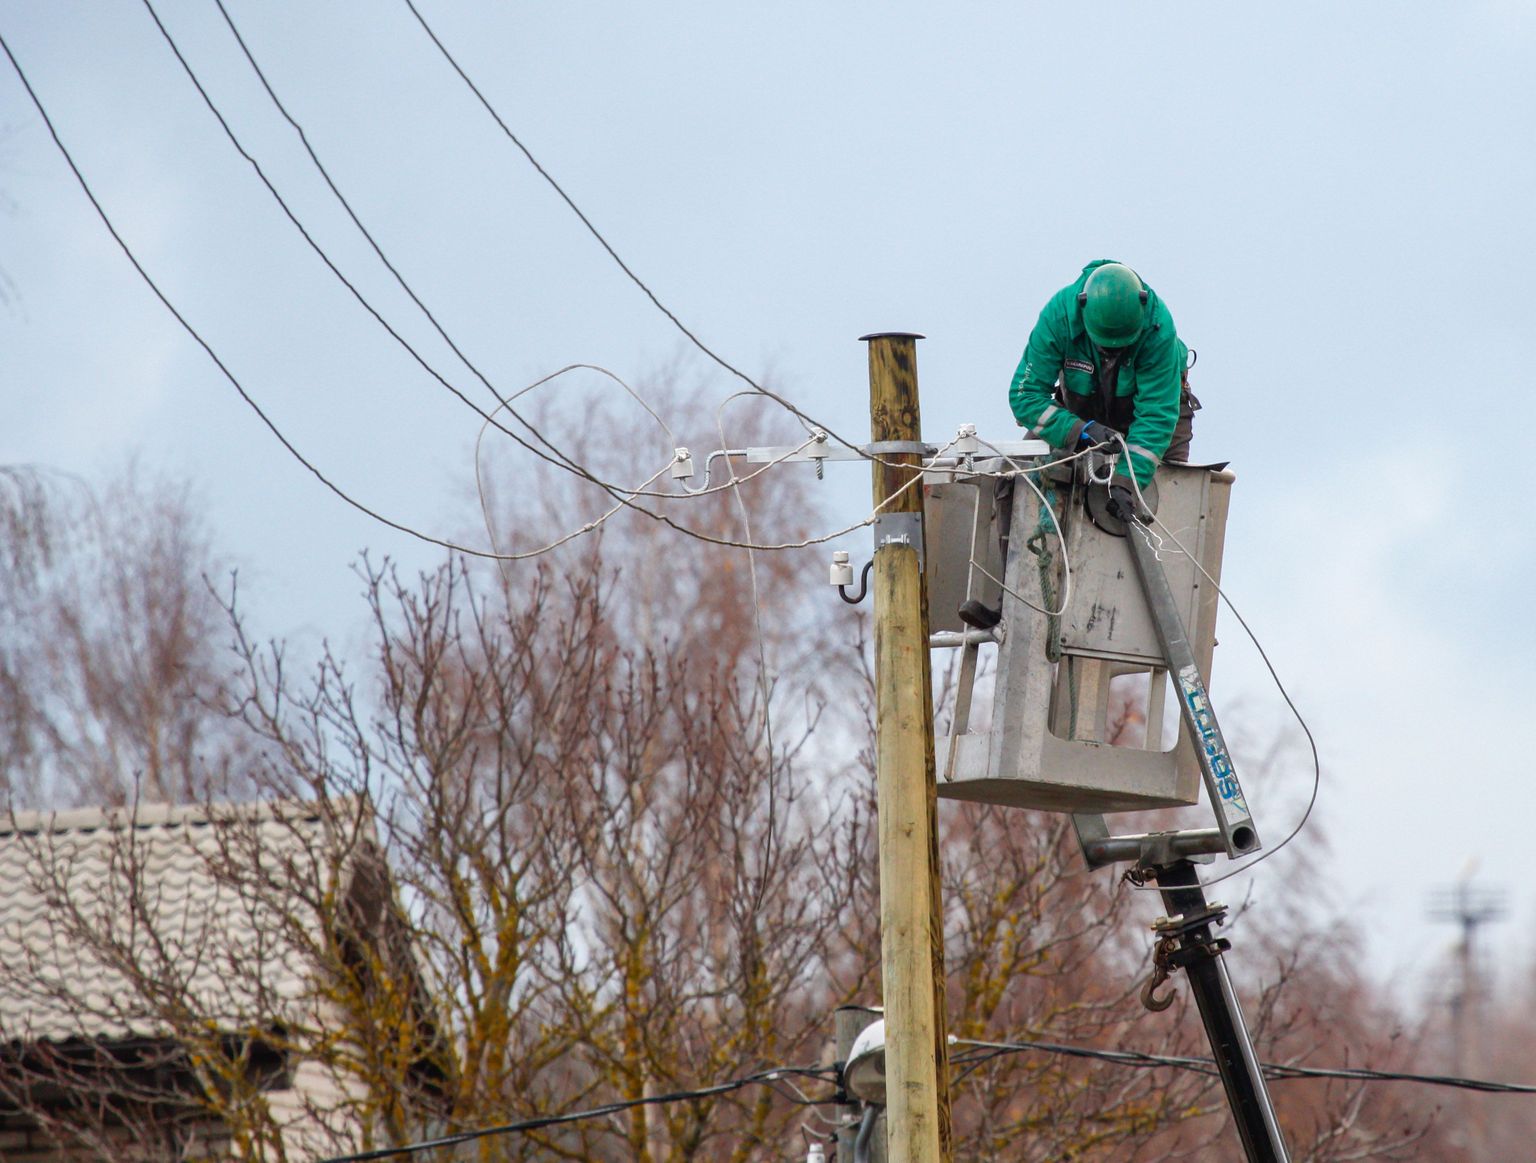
[1426,878,1507,1075]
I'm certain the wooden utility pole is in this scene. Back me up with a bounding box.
[861,332,952,1163]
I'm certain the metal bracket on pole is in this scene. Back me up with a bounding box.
[865,440,935,457]
[874,512,924,571]
[744,437,1050,465]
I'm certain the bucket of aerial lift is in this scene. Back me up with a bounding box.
[925,461,1235,814]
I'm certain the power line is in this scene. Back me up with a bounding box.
[949,1036,1536,1096]
[141,0,678,509]
[313,1069,823,1163]
[0,30,464,553]
[202,0,617,479]
[399,0,867,455]
[312,1031,1536,1163]
[0,31,880,560]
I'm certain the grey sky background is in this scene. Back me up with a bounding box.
[2,1,1534,985]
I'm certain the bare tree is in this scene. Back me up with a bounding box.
[0,463,254,807]
[0,386,1459,1160]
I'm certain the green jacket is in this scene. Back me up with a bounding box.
[1009,259,1185,487]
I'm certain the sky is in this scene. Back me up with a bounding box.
[2,1,1534,987]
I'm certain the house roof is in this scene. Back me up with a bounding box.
[0,798,362,1044]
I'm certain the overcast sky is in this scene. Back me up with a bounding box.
[2,1,1534,985]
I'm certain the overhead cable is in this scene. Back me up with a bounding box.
[312,1068,823,1163]
[399,0,869,455]
[313,1032,1536,1163]
[950,1036,1536,1096]
[143,0,678,507]
[0,33,895,559]
[0,31,448,552]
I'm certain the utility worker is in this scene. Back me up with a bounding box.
[1009,259,1195,516]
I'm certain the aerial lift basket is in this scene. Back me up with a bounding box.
[928,462,1234,815]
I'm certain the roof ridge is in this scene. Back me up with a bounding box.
[0,796,350,839]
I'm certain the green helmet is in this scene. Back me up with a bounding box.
[1078,263,1147,348]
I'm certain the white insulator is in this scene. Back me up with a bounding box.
[829,550,854,587]
[954,422,981,457]
[670,447,695,479]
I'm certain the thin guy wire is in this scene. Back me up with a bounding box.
[472,377,822,587]
[1119,464,1322,890]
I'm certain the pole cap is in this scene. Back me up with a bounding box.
[858,331,925,342]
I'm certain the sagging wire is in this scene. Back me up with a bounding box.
[713,390,783,917]
[117,2,1006,570]
[475,455,673,582]
[76,10,867,567]
[304,1010,1536,1163]
[471,368,831,584]
[222,0,809,515]
[0,29,496,554]
[144,0,617,496]
[311,1030,1536,1163]
[1,24,750,564]
[399,0,886,450]
[204,0,851,522]
[1121,464,1322,891]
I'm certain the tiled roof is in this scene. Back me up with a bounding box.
[0,799,356,1043]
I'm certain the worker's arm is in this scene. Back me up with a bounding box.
[1008,296,1089,449]
[1120,328,1183,488]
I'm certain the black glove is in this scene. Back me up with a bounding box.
[1079,421,1124,451]
[1108,483,1143,523]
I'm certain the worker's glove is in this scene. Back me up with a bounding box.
[1107,483,1145,523]
[1079,421,1124,451]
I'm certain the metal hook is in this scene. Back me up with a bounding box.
[1140,933,1178,1011]
[1141,970,1177,1013]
